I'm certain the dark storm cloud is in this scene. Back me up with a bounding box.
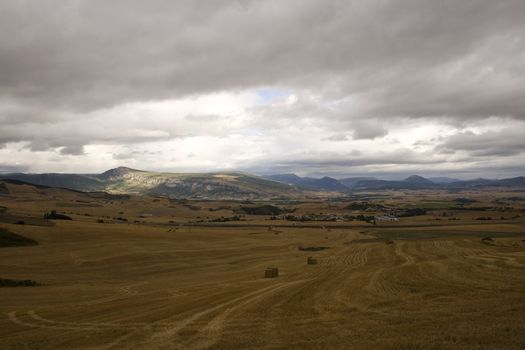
[1,0,525,116]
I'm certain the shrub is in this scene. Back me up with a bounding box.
[298,246,330,252]
[241,205,293,216]
[0,278,39,287]
[399,208,427,217]
[43,210,72,220]
[481,237,494,245]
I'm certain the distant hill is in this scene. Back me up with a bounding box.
[338,177,376,187]
[346,175,437,190]
[266,174,348,191]
[2,168,524,198]
[1,167,302,200]
[428,177,461,184]
[98,166,146,180]
[499,176,525,187]
[448,176,525,189]
[403,175,434,185]
[267,174,439,191]
[266,173,525,191]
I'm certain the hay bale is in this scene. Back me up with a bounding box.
[481,237,494,245]
[264,267,279,278]
[307,257,318,265]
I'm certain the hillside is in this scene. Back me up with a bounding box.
[2,169,525,199]
[0,228,38,247]
[266,174,348,192]
[266,173,525,191]
[0,167,302,200]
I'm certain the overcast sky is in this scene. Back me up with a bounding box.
[1,0,525,179]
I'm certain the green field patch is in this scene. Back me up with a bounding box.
[370,228,525,240]
[408,201,457,209]
[55,202,103,208]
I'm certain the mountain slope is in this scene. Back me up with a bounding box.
[350,176,438,190]
[266,174,349,191]
[1,168,302,199]
[267,173,525,191]
[338,177,377,187]
[403,175,435,186]
[428,177,461,184]
[98,166,146,180]
[2,169,525,197]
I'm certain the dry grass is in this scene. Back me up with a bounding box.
[0,182,524,349]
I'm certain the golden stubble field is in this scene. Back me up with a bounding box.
[1,182,525,349]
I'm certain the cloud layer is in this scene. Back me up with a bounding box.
[1,0,525,178]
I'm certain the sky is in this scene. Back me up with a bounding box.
[1,0,525,179]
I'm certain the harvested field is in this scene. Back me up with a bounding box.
[1,183,525,349]
[1,221,524,349]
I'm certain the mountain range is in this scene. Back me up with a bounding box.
[0,167,301,200]
[267,173,525,191]
[1,167,525,199]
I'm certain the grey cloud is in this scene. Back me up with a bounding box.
[0,119,176,153]
[351,121,388,140]
[245,148,447,175]
[249,151,525,179]
[59,145,85,156]
[112,148,162,161]
[0,164,29,173]
[323,134,348,141]
[1,0,525,118]
[437,128,525,157]
[1,0,525,176]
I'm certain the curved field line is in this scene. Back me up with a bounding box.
[177,279,309,350]
[8,280,310,350]
[139,279,311,350]
[8,310,176,330]
[394,242,415,266]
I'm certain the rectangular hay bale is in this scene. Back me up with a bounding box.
[264,267,279,278]
[307,257,318,265]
